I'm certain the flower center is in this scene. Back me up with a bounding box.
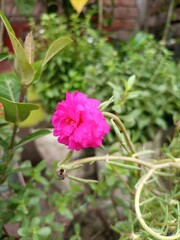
[65,116,75,125]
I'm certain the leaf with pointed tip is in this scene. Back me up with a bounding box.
[24,31,35,64]
[42,37,72,67]
[0,136,8,150]
[15,129,51,150]
[0,11,34,85]
[32,60,43,83]
[0,73,21,102]
[0,97,39,124]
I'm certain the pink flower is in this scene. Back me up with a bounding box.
[52,91,110,151]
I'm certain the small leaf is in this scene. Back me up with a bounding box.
[31,217,41,226]
[42,37,73,67]
[37,227,51,237]
[0,136,8,149]
[24,31,35,64]
[126,75,136,91]
[18,227,29,236]
[35,160,47,172]
[0,11,34,85]
[32,60,43,83]
[67,175,98,183]
[70,0,89,14]
[15,129,51,150]
[0,53,9,62]
[0,97,39,123]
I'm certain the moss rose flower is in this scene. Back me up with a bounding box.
[52,91,110,151]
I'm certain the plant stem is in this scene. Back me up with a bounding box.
[98,0,103,30]
[61,155,153,169]
[135,165,180,240]
[58,150,74,166]
[19,83,28,102]
[0,0,5,52]
[103,112,135,154]
[5,124,18,167]
[162,0,175,43]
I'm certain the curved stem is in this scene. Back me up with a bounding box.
[103,112,135,154]
[135,167,180,240]
[61,155,153,169]
[58,150,74,166]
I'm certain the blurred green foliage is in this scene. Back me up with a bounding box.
[31,13,180,143]
[112,33,180,142]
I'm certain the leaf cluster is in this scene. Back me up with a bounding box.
[31,14,179,143]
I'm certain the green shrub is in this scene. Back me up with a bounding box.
[111,33,180,142]
[31,14,180,143]
[31,13,116,112]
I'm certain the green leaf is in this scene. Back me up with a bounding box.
[31,217,41,226]
[34,175,49,186]
[125,75,136,91]
[0,53,9,62]
[14,0,36,17]
[155,118,167,130]
[32,60,43,83]
[18,227,29,236]
[35,160,47,172]
[37,227,51,237]
[42,37,73,67]
[24,31,35,64]
[28,197,40,206]
[59,207,73,220]
[0,73,21,102]
[0,11,34,85]
[0,136,8,149]
[15,129,51,150]
[0,97,39,123]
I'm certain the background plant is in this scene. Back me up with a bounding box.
[0,9,180,240]
[31,14,179,143]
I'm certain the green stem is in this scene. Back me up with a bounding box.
[5,124,18,167]
[58,150,74,166]
[103,112,136,154]
[0,0,4,52]
[61,155,153,169]
[135,166,180,240]
[162,0,175,43]
[1,80,28,180]
[98,0,103,30]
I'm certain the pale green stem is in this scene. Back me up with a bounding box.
[162,0,175,43]
[135,166,180,240]
[110,119,129,153]
[103,112,135,154]
[58,150,74,166]
[98,0,103,30]
[60,155,153,169]
[67,175,98,183]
